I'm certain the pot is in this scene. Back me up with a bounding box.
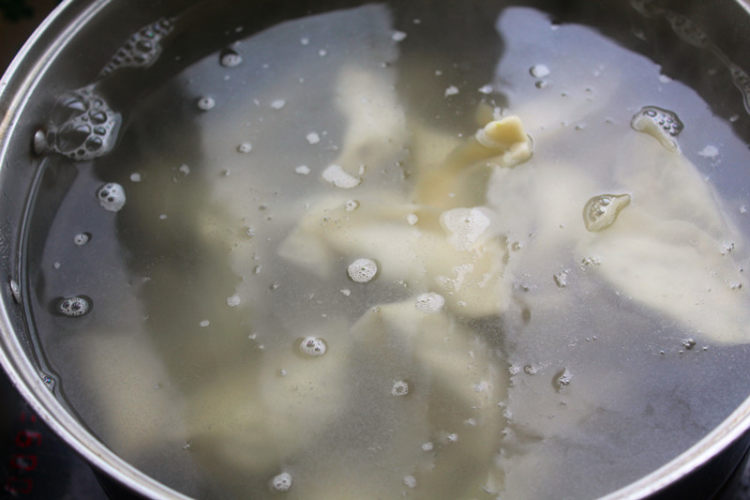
[1,0,750,498]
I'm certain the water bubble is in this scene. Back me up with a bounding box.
[322,164,361,189]
[631,106,683,151]
[682,338,697,350]
[58,296,91,317]
[444,85,460,97]
[347,258,378,283]
[698,145,719,159]
[421,442,434,452]
[42,86,121,160]
[391,380,409,396]
[219,48,243,67]
[299,336,327,357]
[344,199,359,211]
[270,99,286,110]
[403,475,417,488]
[73,232,91,246]
[196,96,216,111]
[529,64,550,78]
[415,292,445,313]
[130,172,142,182]
[97,183,126,212]
[237,142,253,153]
[99,18,173,78]
[553,368,573,391]
[406,213,418,225]
[318,49,328,57]
[583,193,631,231]
[535,80,549,89]
[306,132,321,144]
[300,37,310,45]
[295,165,310,175]
[271,472,293,492]
[392,30,407,42]
[199,320,210,327]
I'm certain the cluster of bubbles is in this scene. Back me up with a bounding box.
[34,86,122,161]
[73,232,91,246]
[270,472,293,492]
[582,193,631,232]
[98,18,174,78]
[347,258,378,283]
[219,48,243,68]
[97,183,127,212]
[391,380,409,397]
[415,292,445,313]
[299,336,327,357]
[57,296,91,317]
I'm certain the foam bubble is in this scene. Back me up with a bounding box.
[444,85,459,97]
[415,293,445,313]
[322,165,361,189]
[73,232,91,246]
[199,320,210,327]
[219,48,243,67]
[197,96,216,111]
[299,336,327,357]
[406,213,418,225]
[58,296,91,317]
[237,142,253,153]
[391,380,409,396]
[98,18,174,78]
[270,99,286,110]
[347,258,378,283]
[41,86,121,161]
[271,472,293,492]
[129,172,142,182]
[421,442,434,452]
[295,165,311,175]
[226,295,241,307]
[478,84,493,94]
[403,475,417,488]
[306,132,321,144]
[553,270,569,288]
[344,199,360,211]
[529,64,550,78]
[392,31,407,42]
[97,183,126,212]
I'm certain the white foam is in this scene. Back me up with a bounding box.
[322,164,361,189]
[440,207,492,250]
[347,258,378,283]
[299,336,327,356]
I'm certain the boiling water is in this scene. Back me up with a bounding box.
[26,1,750,499]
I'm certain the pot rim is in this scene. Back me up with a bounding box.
[1,1,749,499]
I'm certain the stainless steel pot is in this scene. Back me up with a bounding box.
[1,0,750,498]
